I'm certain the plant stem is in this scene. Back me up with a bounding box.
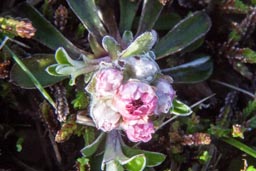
[4,45,56,109]
[221,137,256,158]
[212,80,255,99]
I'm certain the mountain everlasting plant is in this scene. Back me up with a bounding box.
[4,0,213,170]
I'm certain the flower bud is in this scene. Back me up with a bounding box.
[154,78,176,114]
[124,55,159,82]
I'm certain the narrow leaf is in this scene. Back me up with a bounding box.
[154,11,211,59]
[170,99,192,116]
[238,48,256,64]
[124,154,146,171]
[10,54,66,89]
[88,34,106,57]
[66,0,106,41]
[119,0,140,33]
[46,64,63,76]
[222,137,256,158]
[153,13,181,31]
[162,56,213,83]
[55,47,84,67]
[15,3,85,56]
[122,31,134,47]
[96,0,121,41]
[121,31,157,58]
[136,0,164,35]
[81,132,106,157]
[55,47,71,65]
[102,36,120,60]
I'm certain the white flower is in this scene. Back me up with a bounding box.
[90,100,121,132]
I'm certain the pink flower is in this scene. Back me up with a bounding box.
[123,122,155,142]
[114,80,157,122]
[154,79,176,114]
[90,100,121,132]
[95,68,123,97]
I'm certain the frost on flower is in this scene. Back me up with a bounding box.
[154,78,176,114]
[90,100,121,132]
[123,122,155,142]
[113,80,158,122]
[95,68,123,98]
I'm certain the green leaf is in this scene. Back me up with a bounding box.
[222,137,256,158]
[66,0,106,41]
[76,157,90,171]
[71,91,89,110]
[55,47,71,65]
[170,99,192,116]
[124,154,146,171]
[122,142,166,167]
[46,64,63,76]
[154,11,211,59]
[232,61,253,80]
[136,0,164,35]
[181,37,204,53]
[153,13,181,31]
[239,48,256,64]
[96,0,121,41]
[119,0,139,33]
[102,36,120,60]
[121,31,157,58]
[162,56,213,83]
[247,166,256,171]
[16,137,24,152]
[122,31,134,47]
[55,47,84,67]
[15,3,85,56]
[10,54,66,89]
[81,132,106,157]
[248,116,256,129]
[88,34,106,57]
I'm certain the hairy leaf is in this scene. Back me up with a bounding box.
[154,11,211,59]
[162,56,213,83]
[10,54,66,89]
[119,0,139,33]
[136,0,164,35]
[15,3,85,56]
[66,0,106,41]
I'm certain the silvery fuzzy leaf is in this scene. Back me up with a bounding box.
[102,36,121,60]
[55,65,75,75]
[122,31,134,46]
[120,30,157,58]
[55,47,85,67]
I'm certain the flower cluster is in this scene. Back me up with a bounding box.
[86,55,176,142]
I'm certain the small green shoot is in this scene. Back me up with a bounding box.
[16,137,24,152]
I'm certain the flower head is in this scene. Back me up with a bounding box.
[114,80,157,122]
[90,100,121,132]
[123,122,155,142]
[154,78,176,114]
[94,68,123,98]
